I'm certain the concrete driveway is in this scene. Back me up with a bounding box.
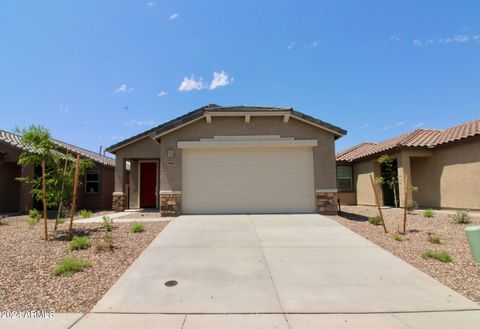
[79,214,480,328]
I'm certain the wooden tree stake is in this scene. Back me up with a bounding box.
[68,155,80,240]
[370,174,388,233]
[403,174,409,234]
[42,159,48,241]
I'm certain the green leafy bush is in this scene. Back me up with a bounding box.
[406,201,419,214]
[80,209,92,219]
[452,211,471,224]
[69,236,90,251]
[27,218,37,229]
[53,256,91,277]
[95,232,114,253]
[394,234,405,242]
[422,250,452,263]
[423,209,435,218]
[368,216,382,226]
[29,208,41,221]
[102,216,113,232]
[57,218,66,224]
[130,222,144,233]
[427,234,441,244]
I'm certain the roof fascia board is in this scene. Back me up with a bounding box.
[291,114,345,137]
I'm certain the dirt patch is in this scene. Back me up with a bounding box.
[329,206,480,304]
[0,215,167,312]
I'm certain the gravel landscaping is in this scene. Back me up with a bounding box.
[330,205,480,304]
[0,214,168,312]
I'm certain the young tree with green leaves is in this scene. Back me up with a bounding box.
[16,125,92,239]
[375,154,399,208]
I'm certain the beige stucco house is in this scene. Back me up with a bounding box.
[106,105,346,216]
[336,120,480,210]
[0,130,116,213]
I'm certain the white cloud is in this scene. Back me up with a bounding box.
[209,71,233,90]
[287,41,295,50]
[395,121,405,126]
[169,13,179,20]
[157,91,168,97]
[58,104,69,112]
[115,84,133,93]
[178,75,206,91]
[307,40,319,48]
[383,126,390,130]
[146,2,155,7]
[126,120,156,127]
[178,71,233,92]
[414,33,480,46]
[413,122,425,128]
[358,123,369,129]
[385,34,399,44]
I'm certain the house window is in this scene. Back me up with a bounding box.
[85,170,100,194]
[336,166,353,191]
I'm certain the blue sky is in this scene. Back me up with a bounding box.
[1,1,479,155]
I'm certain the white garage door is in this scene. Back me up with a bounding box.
[182,147,316,214]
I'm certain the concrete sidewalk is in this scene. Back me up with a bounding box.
[74,211,172,223]
[4,214,479,328]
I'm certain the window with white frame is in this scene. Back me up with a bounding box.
[336,166,353,191]
[85,170,100,194]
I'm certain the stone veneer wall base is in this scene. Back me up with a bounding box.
[112,192,127,212]
[160,193,182,217]
[316,191,338,215]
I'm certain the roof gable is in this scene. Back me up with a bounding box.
[106,104,347,153]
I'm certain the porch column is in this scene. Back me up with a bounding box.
[112,156,127,212]
[397,152,412,207]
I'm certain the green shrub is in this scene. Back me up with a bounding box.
[423,209,435,218]
[53,256,92,277]
[95,232,114,253]
[406,201,419,214]
[394,234,405,242]
[80,209,92,219]
[69,236,90,251]
[130,222,144,233]
[427,234,441,244]
[57,218,66,224]
[368,216,382,226]
[27,218,37,229]
[452,211,471,224]
[102,216,113,232]
[422,250,452,263]
[29,208,41,221]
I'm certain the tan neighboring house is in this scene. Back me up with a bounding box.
[336,120,480,210]
[0,130,116,213]
[106,104,347,216]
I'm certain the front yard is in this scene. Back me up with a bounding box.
[330,206,480,304]
[0,215,167,312]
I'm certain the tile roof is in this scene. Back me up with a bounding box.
[0,130,115,167]
[106,104,347,152]
[337,119,480,162]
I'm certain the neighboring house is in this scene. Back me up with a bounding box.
[336,120,480,210]
[106,104,347,216]
[0,130,116,213]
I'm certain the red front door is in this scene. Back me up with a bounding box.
[140,162,157,208]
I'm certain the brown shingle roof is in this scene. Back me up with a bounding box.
[106,104,347,153]
[337,120,480,162]
[0,130,115,167]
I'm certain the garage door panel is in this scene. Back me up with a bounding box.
[182,147,316,214]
